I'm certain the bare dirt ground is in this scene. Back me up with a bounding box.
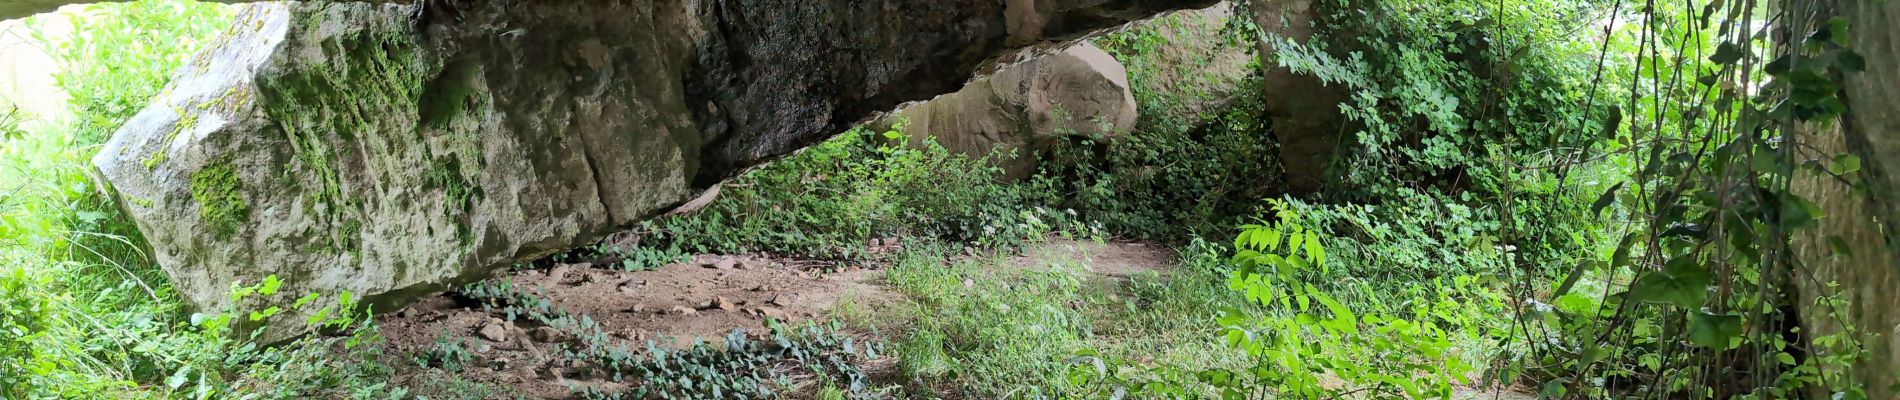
[376,252,902,398]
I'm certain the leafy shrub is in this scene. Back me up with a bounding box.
[1038,83,1283,241]
[631,125,1093,260]
[1058,16,1284,241]
[1072,202,1505,398]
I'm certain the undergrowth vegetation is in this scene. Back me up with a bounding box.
[1,0,1884,397]
[2,1,403,398]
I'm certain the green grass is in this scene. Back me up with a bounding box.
[0,2,429,398]
[867,241,1252,398]
[859,233,1521,398]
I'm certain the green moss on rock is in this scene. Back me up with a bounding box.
[190,162,250,238]
[254,7,436,254]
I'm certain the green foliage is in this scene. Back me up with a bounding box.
[0,100,25,141]
[1272,0,1609,199]
[1512,0,1877,396]
[3,2,412,399]
[630,125,1093,260]
[37,0,232,145]
[570,323,881,399]
[882,245,1105,397]
[1040,84,1282,241]
[1071,202,1506,398]
[1069,19,1283,241]
[0,264,57,397]
[416,334,475,372]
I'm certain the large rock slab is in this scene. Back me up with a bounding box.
[868,43,1137,180]
[92,0,1215,337]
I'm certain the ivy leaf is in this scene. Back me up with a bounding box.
[1835,50,1866,72]
[1825,16,1850,46]
[1779,192,1825,229]
[167,366,191,389]
[1593,182,1624,218]
[1709,42,1746,64]
[1764,54,1792,76]
[1552,259,1595,297]
[259,275,281,296]
[1688,311,1744,349]
[1610,233,1637,269]
[1581,345,1610,365]
[1829,153,1861,175]
[1630,270,1708,308]
[1540,379,1569,398]
[1599,107,1623,139]
[1698,0,1723,26]
[1829,236,1853,258]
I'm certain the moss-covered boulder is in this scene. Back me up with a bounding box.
[90,0,1215,338]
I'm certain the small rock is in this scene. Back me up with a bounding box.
[613,329,648,341]
[477,344,492,353]
[547,264,573,282]
[668,306,698,316]
[580,272,601,284]
[395,308,411,318]
[768,294,791,307]
[476,321,510,342]
[713,296,737,312]
[757,306,790,320]
[714,258,739,270]
[528,326,566,343]
[963,278,975,289]
[628,303,648,313]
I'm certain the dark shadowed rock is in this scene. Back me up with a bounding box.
[92,0,1215,338]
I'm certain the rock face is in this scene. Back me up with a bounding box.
[1250,0,1350,194]
[91,0,1215,337]
[1790,0,1900,396]
[868,43,1137,180]
[1103,1,1256,129]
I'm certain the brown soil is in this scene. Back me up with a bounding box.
[376,252,900,399]
[1010,239,1175,279]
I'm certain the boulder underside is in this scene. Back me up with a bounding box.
[92,0,1216,337]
